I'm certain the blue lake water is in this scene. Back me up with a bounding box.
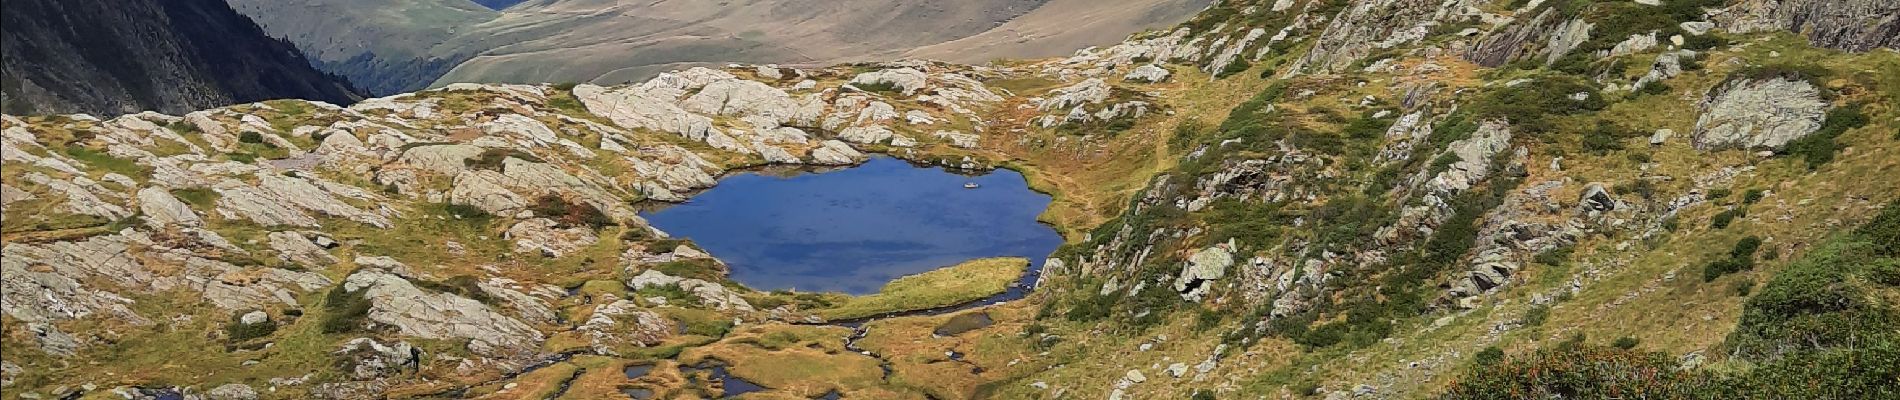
[640,157,1064,295]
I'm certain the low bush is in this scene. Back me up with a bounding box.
[320,285,373,334]
[1863,202,1900,256]
[225,314,277,341]
[1742,188,1766,205]
[1612,336,1641,350]
[414,275,498,305]
[852,81,903,94]
[1711,208,1745,229]
[529,195,615,229]
[1217,58,1253,79]
[1577,121,1634,155]
[1523,304,1551,327]
[1702,236,1762,282]
[1783,105,1870,169]
[1445,344,1712,399]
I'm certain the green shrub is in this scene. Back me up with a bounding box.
[1342,112,1397,140]
[529,195,615,229]
[1730,279,1756,296]
[1859,201,1900,257]
[852,81,903,94]
[1634,82,1671,97]
[1445,344,1711,399]
[1170,118,1208,151]
[1707,188,1732,200]
[1534,245,1575,266]
[1784,105,1870,169]
[1450,210,1900,398]
[1680,34,1729,51]
[1523,304,1551,326]
[1612,179,1655,201]
[166,121,202,134]
[465,148,544,171]
[320,285,373,334]
[1726,240,1895,358]
[225,314,277,341]
[1742,189,1766,205]
[1866,259,1900,287]
[1732,236,1764,259]
[1217,58,1253,79]
[238,131,265,144]
[1612,336,1641,350]
[443,203,492,220]
[1463,76,1606,134]
[1702,237,1762,282]
[1712,208,1745,229]
[1474,346,1505,366]
[1065,289,1116,322]
[1581,121,1638,155]
[414,275,498,305]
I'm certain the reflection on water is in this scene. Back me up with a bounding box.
[642,157,1063,295]
[624,363,653,379]
[680,362,767,398]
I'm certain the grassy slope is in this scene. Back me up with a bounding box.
[990,21,1900,400]
[819,257,1029,320]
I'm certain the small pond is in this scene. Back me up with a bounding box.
[641,157,1064,295]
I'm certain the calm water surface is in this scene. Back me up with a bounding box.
[640,157,1063,294]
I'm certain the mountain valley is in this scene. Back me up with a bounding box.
[2,0,1898,399]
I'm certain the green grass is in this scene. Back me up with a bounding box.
[170,189,218,209]
[61,145,150,179]
[817,257,1028,320]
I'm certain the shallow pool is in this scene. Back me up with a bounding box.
[641,157,1063,294]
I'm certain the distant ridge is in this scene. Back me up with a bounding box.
[0,0,362,116]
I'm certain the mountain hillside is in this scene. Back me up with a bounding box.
[3,0,1899,399]
[224,0,1212,94]
[223,0,499,96]
[0,0,362,117]
[472,0,526,10]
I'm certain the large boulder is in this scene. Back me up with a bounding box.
[334,337,418,380]
[808,140,866,165]
[504,218,600,258]
[137,187,202,227]
[1691,77,1827,151]
[1124,65,1172,83]
[1716,0,1899,52]
[683,80,800,123]
[1039,79,1111,111]
[268,231,339,267]
[572,84,723,145]
[626,269,753,311]
[838,126,896,145]
[577,299,675,355]
[849,68,929,96]
[203,383,259,400]
[397,144,485,176]
[338,270,543,357]
[0,233,153,323]
[1173,244,1235,300]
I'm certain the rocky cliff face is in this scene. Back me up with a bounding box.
[0,0,362,117]
[1716,0,1900,52]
